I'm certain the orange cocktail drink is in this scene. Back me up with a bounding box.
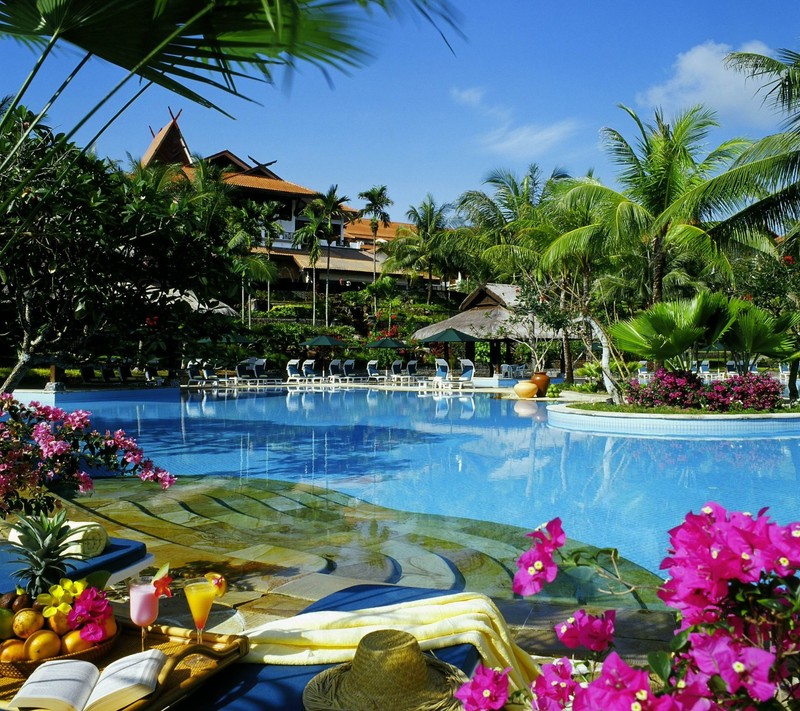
[184,578,216,644]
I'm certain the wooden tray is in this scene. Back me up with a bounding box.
[0,620,249,711]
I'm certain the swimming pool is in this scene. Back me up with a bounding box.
[39,388,800,575]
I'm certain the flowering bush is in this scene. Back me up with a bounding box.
[627,369,783,412]
[457,503,800,710]
[0,394,175,516]
[627,369,706,409]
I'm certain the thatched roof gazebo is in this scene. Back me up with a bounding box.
[412,283,558,376]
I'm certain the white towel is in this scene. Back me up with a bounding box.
[243,591,538,693]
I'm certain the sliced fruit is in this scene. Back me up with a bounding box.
[0,639,26,663]
[24,629,61,661]
[204,572,227,597]
[12,608,45,639]
[60,629,94,655]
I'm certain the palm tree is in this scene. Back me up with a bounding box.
[293,210,324,326]
[305,185,351,327]
[384,196,451,304]
[358,185,393,314]
[562,105,769,305]
[726,47,800,132]
[457,165,558,282]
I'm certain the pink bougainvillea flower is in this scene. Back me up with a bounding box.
[526,518,566,555]
[513,545,559,597]
[554,609,615,652]
[530,657,577,710]
[454,665,510,711]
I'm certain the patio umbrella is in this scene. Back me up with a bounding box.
[418,328,479,343]
[366,337,407,349]
[300,335,347,347]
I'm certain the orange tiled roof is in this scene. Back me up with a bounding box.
[181,167,317,197]
[345,218,410,243]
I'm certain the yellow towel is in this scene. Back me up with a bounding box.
[243,591,538,693]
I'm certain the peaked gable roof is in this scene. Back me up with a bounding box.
[140,113,192,167]
[459,283,521,311]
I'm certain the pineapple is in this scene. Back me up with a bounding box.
[6,509,73,596]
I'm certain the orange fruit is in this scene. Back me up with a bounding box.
[0,639,26,663]
[99,615,118,641]
[24,629,61,661]
[12,609,45,639]
[204,572,227,597]
[60,630,94,655]
[47,610,71,636]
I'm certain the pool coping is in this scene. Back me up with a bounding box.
[546,402,800,437]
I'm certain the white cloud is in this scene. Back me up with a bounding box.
[637,40,780,130]
[450,86,579,159]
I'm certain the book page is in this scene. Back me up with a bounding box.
[85,649,167,711]
[8,659,99,711]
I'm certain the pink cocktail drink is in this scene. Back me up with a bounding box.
[129,577,159,650]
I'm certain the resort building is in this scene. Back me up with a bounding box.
[140,112,412,292]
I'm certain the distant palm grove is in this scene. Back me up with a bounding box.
[2,2,800,395]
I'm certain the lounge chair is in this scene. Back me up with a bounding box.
[405,360,419,381]
[80,365,104,385]
[366,360,387,383]
[144,364,164,387]
[442,358,475,391]
[327,359,344,383]
[389,359,404,382]
[187,363,217,387]
[253,359,282,386]
[302,359,324,383]
[177,584,481,711]
[286,359,302,383]
[429,358,450,388]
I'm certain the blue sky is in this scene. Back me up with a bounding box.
[4,1,800,220]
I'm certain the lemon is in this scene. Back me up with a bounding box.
[204,572,227,597]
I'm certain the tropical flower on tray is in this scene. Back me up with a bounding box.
[0,394,175,517]
[37,576,116,643]
[456,504,800,710]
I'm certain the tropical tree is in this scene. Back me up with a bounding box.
[226,199,281,325]
[456,164,559,282]
[293,210,324,326]
[561,105,769,305]
[305,185,351,327]
[726,46,800,132]
[358,185,394,313]
[383,195,451,304]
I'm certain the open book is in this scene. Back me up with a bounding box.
[7,648,167,711]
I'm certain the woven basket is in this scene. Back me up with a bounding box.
[0,627,120,679]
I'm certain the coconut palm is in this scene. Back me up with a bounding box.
[358,185,394,309]
[305,185,351,327]
[383,195,451,304]
[293,210,324,326]
[726,47,800,132]
[560,105,769,306]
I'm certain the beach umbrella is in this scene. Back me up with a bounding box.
[418,328,479,343]
[300,335,347,347]
[366,337,407,349]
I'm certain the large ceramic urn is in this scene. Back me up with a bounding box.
[513,381,538,399]
[529,372,551,397]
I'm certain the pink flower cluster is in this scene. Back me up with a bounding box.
[67,586,113,642]
[0,395,175,516]
[513,518,565,596]
[457,506,800,710]
[454,664,510,710]
[627,369,783,412]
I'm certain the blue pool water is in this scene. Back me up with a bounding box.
[39,388,800,575]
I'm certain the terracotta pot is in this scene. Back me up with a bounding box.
[513,381,538,399]
[530,372,551,396]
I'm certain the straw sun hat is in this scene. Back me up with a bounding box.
[302,629,469,711]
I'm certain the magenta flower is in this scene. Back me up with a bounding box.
[530,658,576,710]
[554,609,615,652]
[454,665,510,711]
[513,545,559,596]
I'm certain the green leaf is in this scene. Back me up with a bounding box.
[85,570,112,590]
[647,650,672,684]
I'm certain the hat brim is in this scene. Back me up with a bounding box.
[303,654,468,711]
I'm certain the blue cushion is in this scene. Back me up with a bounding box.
[0,537,147,590]
[178,585,481,711]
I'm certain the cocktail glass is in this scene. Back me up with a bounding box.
[183,577,216,645]
[129,576,159,651]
